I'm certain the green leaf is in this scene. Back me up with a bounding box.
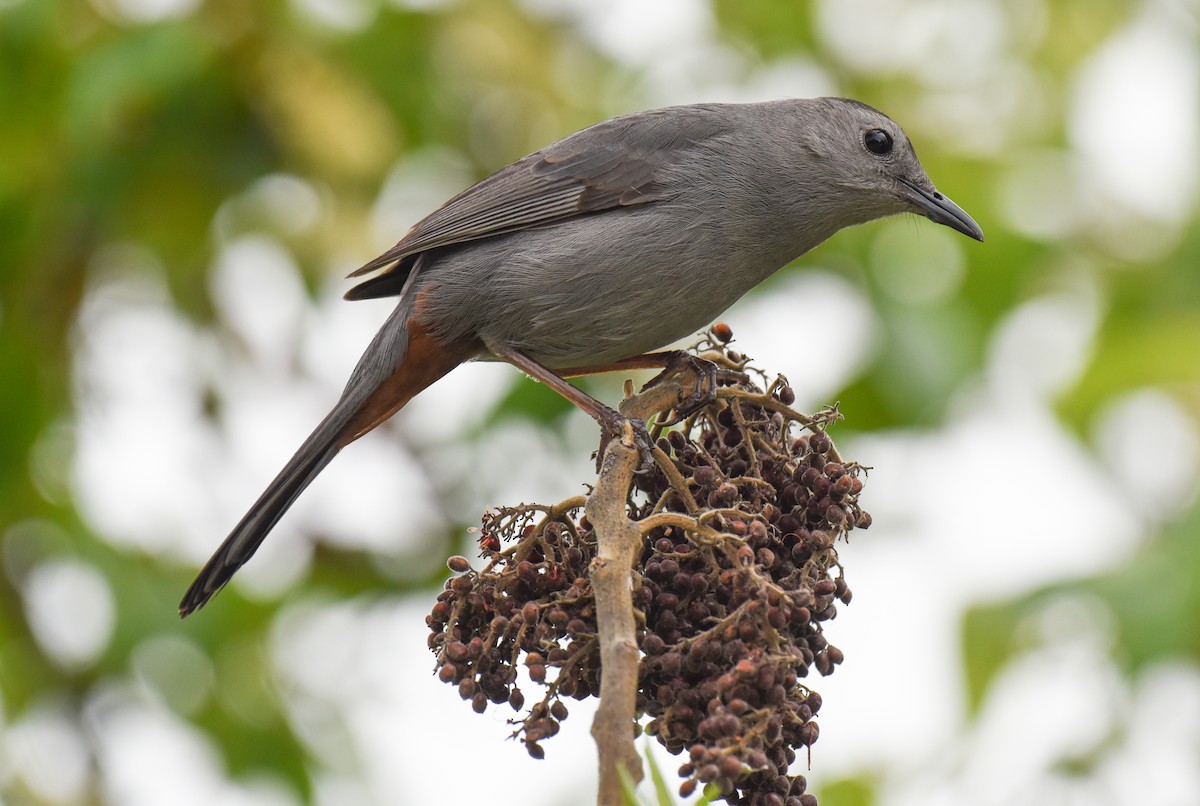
[711,0,815,57]
[644,741,676,805]
[962,595,1027,715]
[1059,312,1200,430]
[619,760,644,805]
[818,775,877,806]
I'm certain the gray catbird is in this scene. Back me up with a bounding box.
[180,97,983,616]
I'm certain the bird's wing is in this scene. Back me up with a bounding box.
[345,106,731,300]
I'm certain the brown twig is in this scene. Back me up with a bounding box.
[587,377,686,806]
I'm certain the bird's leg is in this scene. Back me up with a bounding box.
[557,350,726,426]
[488,343,656,462]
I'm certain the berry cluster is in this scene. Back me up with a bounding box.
[426,330,869,805]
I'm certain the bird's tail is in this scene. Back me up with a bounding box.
[179,295,476,618]
[177,401,361,617]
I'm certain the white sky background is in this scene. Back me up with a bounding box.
[9,0,1200,804]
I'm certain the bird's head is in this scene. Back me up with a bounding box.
[804,97,985,242]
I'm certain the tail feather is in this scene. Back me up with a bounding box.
[179,293,480,618]
[178,412,346,617]
[180,295,424,618]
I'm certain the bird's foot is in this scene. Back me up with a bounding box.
[596,408,656,472]
[645,352,727,426]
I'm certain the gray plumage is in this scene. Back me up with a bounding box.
[180,96,982,616]
[361,98,979,365]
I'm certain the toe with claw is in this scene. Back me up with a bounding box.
[645,352,723,426]
[595,408,656,471]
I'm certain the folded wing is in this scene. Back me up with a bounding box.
[345,106,731,300]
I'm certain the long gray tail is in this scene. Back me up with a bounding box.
[179,298,419,618]
[177,406,350,617]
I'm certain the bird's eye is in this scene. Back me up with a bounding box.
[864,129,893,155]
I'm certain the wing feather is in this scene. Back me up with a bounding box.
[345,106,732,300]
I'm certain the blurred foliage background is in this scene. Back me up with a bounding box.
[1,0,1198,804]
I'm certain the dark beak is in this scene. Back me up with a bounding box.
[898,177,984,242]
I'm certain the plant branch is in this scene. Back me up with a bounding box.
[587,377,685,806]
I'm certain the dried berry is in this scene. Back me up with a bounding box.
[424,336,868,806]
